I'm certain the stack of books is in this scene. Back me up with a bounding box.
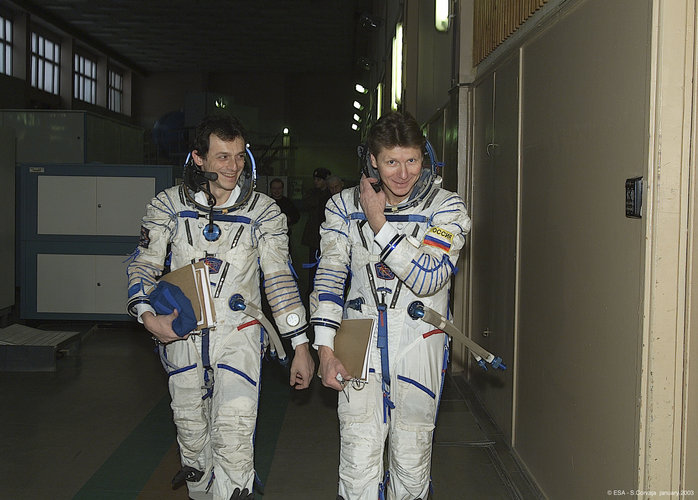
[160,262,216,331]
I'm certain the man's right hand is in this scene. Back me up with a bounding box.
[142,310,187,344]
[359,174,387,234]
[318,345,351,391]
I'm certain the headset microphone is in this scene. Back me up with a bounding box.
[198,171,218,181]
[181,147,257,218]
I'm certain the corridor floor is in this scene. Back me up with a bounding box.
[0,322,543,499]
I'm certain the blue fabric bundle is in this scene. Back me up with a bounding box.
[149,281,198,336]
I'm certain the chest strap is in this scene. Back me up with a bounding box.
[179,211,252,224]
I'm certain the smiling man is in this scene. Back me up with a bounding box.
[126,114,314,500]
[310,111,472,500]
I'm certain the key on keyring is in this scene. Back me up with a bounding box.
[336,373,350,403]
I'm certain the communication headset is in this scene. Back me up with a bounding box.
[357,143,382,192]
[357,139,443,202]
[183,152,218,206]
[182,147,258,241]
[182,147,257,205]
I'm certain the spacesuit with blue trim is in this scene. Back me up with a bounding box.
[126,180,309,500]
[311,171,471,499]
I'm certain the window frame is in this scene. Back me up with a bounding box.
[0,13,12,77]
[30,28,61,95]
[108,66,124,113]
[73,49,98,104]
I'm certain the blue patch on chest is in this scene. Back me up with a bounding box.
[201,256,223,274]
[375,262,395,280]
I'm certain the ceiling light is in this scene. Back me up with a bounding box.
[360,13,380,31]
[355,84,368,94]
[357,57,372,71]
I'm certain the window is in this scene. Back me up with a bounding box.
[31,31,60,94]
[74,53,97,104]
[108,67,123,113]
[0,15,11,76]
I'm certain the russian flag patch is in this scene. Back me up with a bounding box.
[423,227,454,252]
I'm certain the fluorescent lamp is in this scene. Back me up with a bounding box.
[377,83,383,119]
[391,23,403,110]
[435,0,450,31]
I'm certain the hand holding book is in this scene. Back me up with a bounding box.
[331,318,374,381]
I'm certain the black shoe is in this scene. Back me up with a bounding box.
[229,487,254,499]
[171,465,204,489]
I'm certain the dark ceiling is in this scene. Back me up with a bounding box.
[16,0,363,75]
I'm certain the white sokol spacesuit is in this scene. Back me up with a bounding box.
[311,172,471,500]
[127,178,308,500]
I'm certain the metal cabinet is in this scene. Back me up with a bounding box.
[36,254,129,314]
[18,164,172,320]
[37,176,155,236]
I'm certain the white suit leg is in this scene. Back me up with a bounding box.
[209,325,262,499]
[387,334,447,500]
[163,337,214,497]
[338,372,389,500]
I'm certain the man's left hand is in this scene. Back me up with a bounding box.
[289,342,315,390]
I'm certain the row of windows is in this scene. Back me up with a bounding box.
[1,14,124,113]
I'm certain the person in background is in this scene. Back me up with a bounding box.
[326,174,344,196]
[301,167,331,290]
[310,111,471,500]
[269,177,300,237]
[126,114,314,500]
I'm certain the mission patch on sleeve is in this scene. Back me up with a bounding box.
[139,226,151,248]
[422,227,454,252]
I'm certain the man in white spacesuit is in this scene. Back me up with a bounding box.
[126,114,314,500]
[311,111,471,500]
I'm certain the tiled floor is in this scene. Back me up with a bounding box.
[0,322,543,499]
